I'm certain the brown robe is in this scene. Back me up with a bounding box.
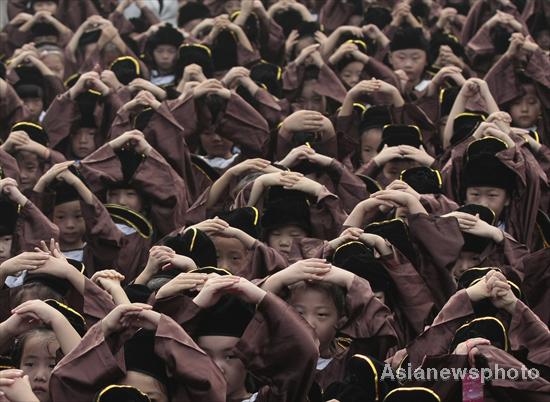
[520,247,550,326]
[0,148,21,182]
[0,80,25,141]
[315,276,398,390]
[49,314,227,402]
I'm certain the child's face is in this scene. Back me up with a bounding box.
[382,157,416,181]
[197,335,247,398]
[19,332,59,402]
[294,80,326,113]
[360,128,383,164]
[211,236,248,273]
[53,200,85,248]
[339,60,364,88]
[121,370,168,402]
[22,97,44,122]
[70,127,97,159]
[288,287,341,356]
[107,188,143,213]
[200,132,234,159]
[17,151,41,191]
[33,0,57,14]
[509,85,541,128]
[153,44,177,73]
[465,187,509,221]
[267,224,308,256]
[452,251,482,281]
[389,49,427,83]
[0,235,13,260]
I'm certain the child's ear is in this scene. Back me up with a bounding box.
[336,316,348,330]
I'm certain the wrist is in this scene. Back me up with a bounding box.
[492,228,504,243]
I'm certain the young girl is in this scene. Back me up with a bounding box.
[144,24,183,87]
[0,299,81,402]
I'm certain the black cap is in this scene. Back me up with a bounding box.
[24,259,85,296]
[0,355,14,371]
[163,228,217,268]
[124,330,167,385]
[105,204,153,239]
[14,65,45,100]
[178,44,214,78]
[379,125,422,150]
[451,112,486,144]
[456,204,496,253]
[190,154,220,182]
[364,6,392,30]
[439,87,460,118]
[75,90,101,129]
[218,207,261,239]
[261,186,311,234]
[11,121,48,147]
[463,137,515,192]
[177,2,210,27]
[272,8,304,37]
[49,179,81,206]
[44,299,87,336]
[30,22,59,39]
[78,29,101,47]
[146,24,183,52]
[297,21,321,37]
[189,266,232,276]
[333,241,392,293]
[384,387,441,402]
[491,25,513,55]
[250,62,283,98]
[457,267,500,290]
[356,174,382,195]
[390,27,428,52]
[429,31,464,64]
[400,167,442,194]
[451,316,508,352]
[95,385,150,402]
[114,148,145,185]
[364,219,416,265]
[110,56,141,85]
[124,284,153,303]
[360,105,392,133]
[195,294,255,338]
[0,199,19,236]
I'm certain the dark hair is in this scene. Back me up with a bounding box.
[11,283,64,310]
[288,281,347,317]
[11,328,57,368]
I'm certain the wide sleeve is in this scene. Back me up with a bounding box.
[14,200,59,252]
[235,293,319,402]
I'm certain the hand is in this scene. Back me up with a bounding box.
[69,72,102,99]
[362,24,385,42]
[445,212,504,242]
[282,110,325,132]
[294,43,321,66]
[221,66,250,89]
[0,178,27,205]
[328,227,364,251]
[143,245,176,275]
[108,129,152,154]
[453,337,491,366]
[522,35,539,53]
[34,239,67,262]
[285,176,324,197]
[256,171,304,189]
[227,158,275,177]
[319,265,355,290]
[227,276,267,304]
[155,272,208,299]
[285,30,299,58]
[121,90,160,112]
[128,79,165,100]
[0,252,50,279]
[436,7,458,30]
[1,131,30,154]
[10,13,33,26]
[185,218,229,236]
[486,111,512,134]
[347,79,383,100]
[101,303,154,337]
[430,66,464,88]
[386,179,421,200]
[192,79,231,99]
[182,63,207,84]
[359,233,392,256]
[329,43,358,65]
[0,310,43,338]
[372,145,404,166]
[486,271,517,312]
[0,371,39,402]
[161,254,197,272]
[465,270,496,302]
[11,299,67,327]
[91,269,125,294]
[399,145,435,166]
[192,275,241,308]
[33,161,74,192]
[369,189,418,210]
[278,145,316,168]
[438,46,465,69]
[505,32,525,58]
[100,70,123,91]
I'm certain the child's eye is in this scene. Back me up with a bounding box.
[23,362,34,368]
[318,313,328,318]
[225,354,237,360]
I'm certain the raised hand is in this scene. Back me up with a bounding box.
[282,110,325,132]
[101,303,153,337]
[192,275,241,308]
[155,272,208,299]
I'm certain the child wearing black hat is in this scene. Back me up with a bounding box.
[49,303,226,401]
[143,24,183,87]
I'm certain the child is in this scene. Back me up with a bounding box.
[144,24,183,87]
